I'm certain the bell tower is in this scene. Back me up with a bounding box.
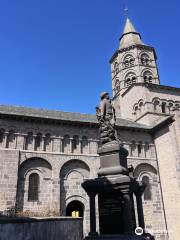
[110,17,160,120]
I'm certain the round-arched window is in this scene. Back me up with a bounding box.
[125,72,137,87]
[143,71,153,83]
[141,53,150,65]
[123,55,135,68]
[142,176,152,200]
[28,173,40,201]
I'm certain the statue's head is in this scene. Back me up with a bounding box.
[100,92,109,100]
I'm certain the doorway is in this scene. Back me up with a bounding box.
[66,200,84,218]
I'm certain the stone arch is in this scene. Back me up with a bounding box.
[167,100,174,112]
[142,69,154,83]
[134,163,157,179]
[66,200,85,218]
[34,133,42,151]
[72,135,79,153]
[152,97,161,112]
[60,159,90,217]
[60,159,90,180]
[44,133,51,152]
[134,163,157,202]
[122,53,135,68]
[6,130,15,149]
[62,135,70,153]
[16,157,52,212]
[124,71,137,87]
[66,195,87,206]
[139,52,151,65]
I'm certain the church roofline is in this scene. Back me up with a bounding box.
[0,104,151,131]
[150,115,174,134]
[121,83,180,97]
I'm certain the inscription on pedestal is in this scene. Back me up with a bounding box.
[98,191,123,234]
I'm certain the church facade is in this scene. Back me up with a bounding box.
[0,18,180,240]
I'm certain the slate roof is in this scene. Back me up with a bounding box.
[0,104,151,130]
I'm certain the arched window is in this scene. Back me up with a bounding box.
[0,129,5,145]
[131,141,136,156]
[6,130,15,148]
[28,173,40,201]
[161,102,166,113]
[143,71,153,83]
[168,102,174,112]
[137,142,142,157]
[34,133,42,151]
[144,142,150,158]
[44,133,51,152]
[25,132,33,150]
[154,100,160,112]
[123,55,135,68]
[62,135,70,153]
[139,101,143,114]
[72,135,79,152]
[142,176,152,200]
[141,53,150,65]
[125,72,137,87]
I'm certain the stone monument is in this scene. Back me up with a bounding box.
[82,92,154,240]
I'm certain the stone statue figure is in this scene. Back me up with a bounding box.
[96,92,116,144]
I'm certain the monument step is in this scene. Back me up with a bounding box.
[84,234,154,240]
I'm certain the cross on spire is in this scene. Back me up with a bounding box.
[124,6,129,19]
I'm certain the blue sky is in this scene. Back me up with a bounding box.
[0,0,179,114]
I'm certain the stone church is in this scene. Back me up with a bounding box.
[0,17,180,240]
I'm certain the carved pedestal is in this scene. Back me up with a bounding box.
[82,141,154,240]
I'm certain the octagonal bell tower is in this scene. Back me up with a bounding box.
[110,17,160,119]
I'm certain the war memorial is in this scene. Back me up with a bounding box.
[0,14,180,240]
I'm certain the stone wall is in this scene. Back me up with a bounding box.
[0,149,19,212]
[154,121,180,240]
[0,117,167,239]
[0,217,83,240]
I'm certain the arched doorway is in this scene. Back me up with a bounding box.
[66,200,84,218]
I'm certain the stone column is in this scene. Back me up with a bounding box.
[149,144,156,158]
[78,138,81,154]
[16,134,25,150]
[87,191,98,236]
[42,135,45,151]
[52,137,61,152]
[69,137,73,153]
[32,134,35,151]
[59,137,63,152]
[121,189,133,234]
[135,192,145,230]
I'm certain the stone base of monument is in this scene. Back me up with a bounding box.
[84,233,155,240]
[82,141,151,239]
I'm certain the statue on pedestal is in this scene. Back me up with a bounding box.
[96,92,116,144]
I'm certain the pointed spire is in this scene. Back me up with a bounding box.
[123,17,137,34]
[119,17,144,49]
